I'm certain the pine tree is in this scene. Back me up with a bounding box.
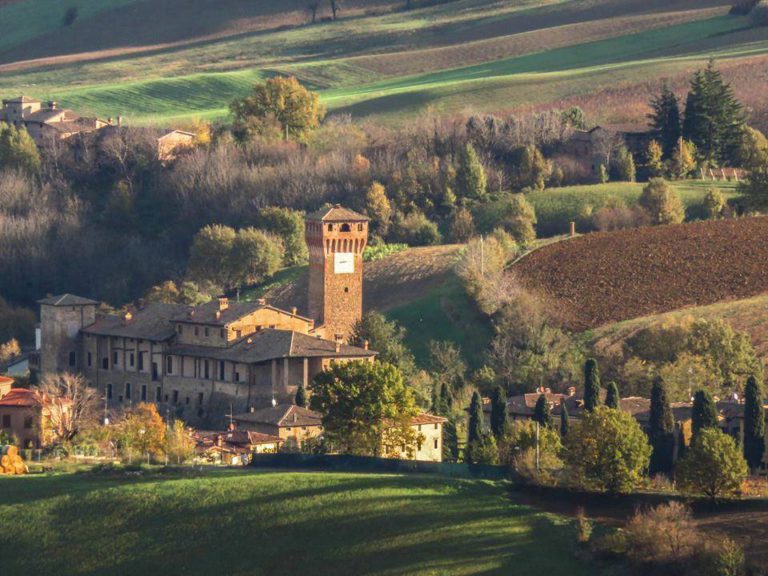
[295,383,307,407]
[692,389,719,437]
[605,381,620,409]
[649,377,675,475]
[490,386,508,439]
[455,143,487,200]
[648,84,682,159]
[533,394,553,428]
[468,391,484,445]
[560,401,570,437]
[743,375,766,471]
[583,358,601,412]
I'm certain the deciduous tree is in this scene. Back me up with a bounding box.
[0,124,40,175]
[39,373,100,442]
[639,178,685,225]
[677,427,748,501]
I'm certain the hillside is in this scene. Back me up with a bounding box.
[513,216,768,331]
[1,0,766,128]
[0,469,595,576]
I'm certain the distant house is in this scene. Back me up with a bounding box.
[233,404,323,448]
[0,383,71,448]
[564,124,652,177]
[194,428,281,464]
[156,129,196,161]
[399,413,446,463]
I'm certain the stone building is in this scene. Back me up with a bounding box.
[36,206,376,425]
[0,383,72,448]
[0,96,108,146]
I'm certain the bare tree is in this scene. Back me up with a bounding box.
[329,0,340,19]
[307,1,320,23]
[39,373,100,442]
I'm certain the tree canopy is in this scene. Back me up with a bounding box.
[0,124,40,175]
[676,428,748,501]
[648,84,682,159]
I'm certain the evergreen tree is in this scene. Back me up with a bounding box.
[533,394,553,428]
[649,377,675,475]
[456,143,487,199]
[648,84,682,159]
[692,389,719,437]
[440,382,453,414]
[295,383,307,407]
[442,420,459,462]
[490,386,509,439]
[583,358,601,412]
[467,391,484,445]
[743,375,766,471]
[605,381,620,409]
[560,401,570,437]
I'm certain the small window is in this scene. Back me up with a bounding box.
[125,382,132,400]
[327,223,333,231]
[434,423,438,430]
[434,439,438,449]
[173,390,179,404]
[357,223,364,231]
[235,371,241,382]
[156,386,162,402]
[185,396,190,405]
[113,351,118,366]
[166,356,173,375]
[198,392,204,405]
[2,415,11,428]
[69,351,77,367]
[138,353,144,371]
[219,361,225,381]
[341,223,351,232]
[235,330,242,339]
[107,383,113,399]
[141,385,147,402]
[194,327,199,337]
[129,352,135,367]
[87,352,92,367]
[344,287,349,293]
[102,358,108,370]
[204,360,210,380]
[204,327,209,337]
[220,328,226,339]
[177,325,183,334]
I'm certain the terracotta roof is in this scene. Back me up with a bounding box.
[233,404,322,428]
[37,294,99,306]
[306,204,369,222]
[195,429,281,449]
[3,96,40,104]
[0,388,41,408]
[25,108,77,123]
[410,413,447,425]
[82,303,185,342]
[174,300,312,326]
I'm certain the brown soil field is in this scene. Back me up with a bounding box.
[513,216,768,331]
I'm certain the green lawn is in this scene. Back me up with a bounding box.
[0,469,595,576]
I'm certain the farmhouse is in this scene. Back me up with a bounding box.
[194,428,282,464]
[35,206,376,426]
[0,96,108,146]
[0,379,72,448]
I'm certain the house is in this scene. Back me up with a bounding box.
[564,124,652,177]
[0,383,71,448]
[233,404,323,448]
[156,129,196,161]
[405,413,446,463]
[194,428,281,464]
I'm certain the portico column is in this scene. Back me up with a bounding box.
[303,358,309,388]
[283,357,290,391]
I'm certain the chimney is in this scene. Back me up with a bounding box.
[123,311,133,325]
[187,308,195,318]
[335,341,341,353]
[293,412,298,423]
[215,310,221,320]
[567,386,576,397]
[363,340,369,350]
[218,296,229,311]
[48,101,56,110]
[257,298,266,306]
[291,306,298,316]
[228,421,236,431]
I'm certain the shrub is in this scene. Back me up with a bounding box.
[473,193,536,244]
[703,188,726,219]
[389,211,442,246]
[676,428,748,501]
[639,178,685,224]
[750,0,768,25]
[624,502,698,566]
[363,242,407,262]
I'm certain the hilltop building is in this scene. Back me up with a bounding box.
[0,96,108,146]
[35,206,375,425]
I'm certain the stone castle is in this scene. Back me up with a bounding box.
[37,206,374,425]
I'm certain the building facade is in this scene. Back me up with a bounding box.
[0,96,108,146]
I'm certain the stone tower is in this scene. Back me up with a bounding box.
[305,205,369,341]
[37,294,98,375]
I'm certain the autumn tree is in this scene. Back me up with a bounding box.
[639,178,685,225]
[514,144,551,190]
[0,338,21,367]
[165,420,196,464]
[646,140,664,177]
[231,76,325,141]
[310,361,420,457]
[117,403,167,462]
[39,373,100,442]
[703,188,725,219]
[670,139,697,179]
[611,147,636,182]
[365,181,392,237]
[676,428,748,501]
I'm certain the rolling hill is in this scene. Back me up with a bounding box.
[1,0,766,128]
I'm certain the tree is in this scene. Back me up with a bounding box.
[564,406,652,493]
[649,376,675,475]
[514,144,551,190]
[116,403,167,462]
[474,193,537,244]
[165,420,195,464]
[676,428,748,501]
[533,394,553,428]
[467,433,499,464]
[648,84,682,159]
[743,375,766,472]
[231,228,284,287]
[0,124,40,175]
[295,383,307,408]
[467,391,484,448]
[605,381,620,409]
[703,188,725,219]
[669,138,697,179]
[439,382,453,414]
[639,178,685,225]
[39,373,100,442]
[311,361,420,457]
[188,224,237,287]
[0,338,21,367]
[740,159,768,210]
[62,6,78,26]
[256,207,308,266]
[455,143,487,199]
[692,389,719,437]
[584,358,601,412]
[646,139,664,177]
[443,419,459,462]
[307,1,320,23]
[231,76,325,141]
[612,147,636,182]
[560,401,570,437]
[365,182,392,238]
[329,0,340,19]
[598,163,609,184]
[490,386,509,439]
[448,208,475,243]
[349,312,416,377]
[389,211,442,246]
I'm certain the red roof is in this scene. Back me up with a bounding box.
[411,414,447,425]
[0,388,42,408]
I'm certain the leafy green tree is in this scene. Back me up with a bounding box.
[648,84,682,159]
[349,312,416,377]
[231,76,325,141]
[295,383,307,408]
[514,144,551,190]
[560,401,570,437]
[427,340,466,393]
[605,381,620,409]
[564,406,652,493]
[561,106,586,129]
[467,391,484,446]
[231,227,284,287]
[116,403,167,462]
[389,211,442,246]
[703,188,725,219]
[584,358,601,412]
[467,432,499,464]
[0,124,40,175]
[649,377,675,475]
[455,143,487,199]
[740,158,768,209]
[188,224,237,287]
[677,428,748,501]
[165,420,195,464]
[646,139,665,177]
[490,386,509,439]
[612,147,636,182]
[256,207,307,266]
[743,375,766,471]
[533,394,553,428]
[439,382,453,414]
[639,178,685,225]
[692,389,719,437]
[473,193,537,244]
[310,362,420,457]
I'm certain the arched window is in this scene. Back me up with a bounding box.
[341,223,351,232]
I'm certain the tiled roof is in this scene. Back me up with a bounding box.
[82,303,185,342]
[306,204,369,222]
[174,301,312,326]
[0,388,41,407]
[37,294,99,306]
[194,429,281,449]
[233,404,322,428]
[410,413,447,425]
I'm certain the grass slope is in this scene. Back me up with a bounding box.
[0,469,593,576]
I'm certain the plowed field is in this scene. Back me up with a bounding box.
[513,217,768,331]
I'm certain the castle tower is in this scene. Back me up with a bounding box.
[37,294,98,375]
[305,205,369,341]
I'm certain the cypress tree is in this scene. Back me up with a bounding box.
[533,394,553,428]
[490,386,508,439]
[649,377,675,475]
[560,401,570,437]
[439,382,453,415]
[692,389,719,437]
[295,383,307,407]
[743,375,766,471]
[443,420,460,462]
[455,143,487,200]
[468,391,484,445]
[605,381,620,409]
[648,84,682,159]
[583,358,601,412]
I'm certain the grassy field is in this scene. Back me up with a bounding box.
[0,468,596,576]
[1,0,765,126]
